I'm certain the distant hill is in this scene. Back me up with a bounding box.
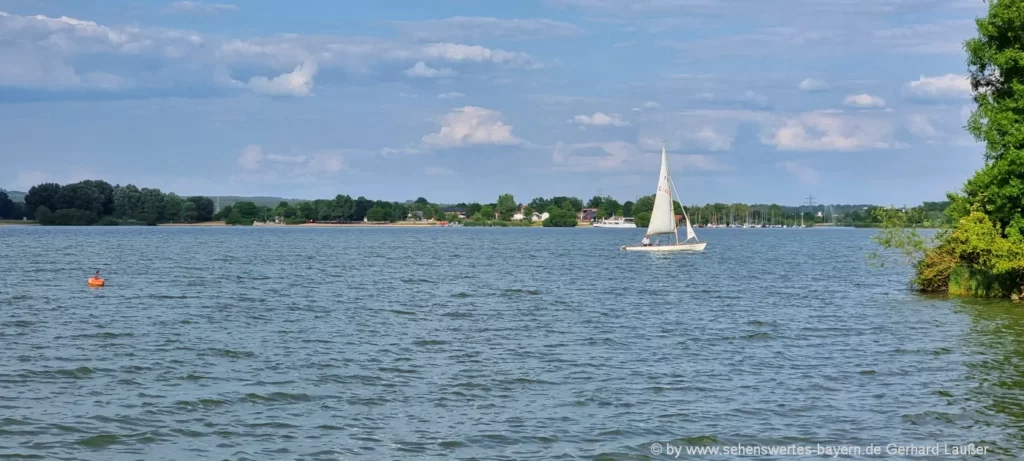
[204,196,306,210]
[1,190,26,202]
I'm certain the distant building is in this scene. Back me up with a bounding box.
[532,212,549,222]
[578,208,599,222]
[407,210,425,221]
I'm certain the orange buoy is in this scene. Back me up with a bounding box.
[88,278,105,287]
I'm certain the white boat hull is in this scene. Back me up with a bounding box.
[621,241,707,252]
[593,223,637,228]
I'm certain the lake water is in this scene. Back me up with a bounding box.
[1,226,1022,460]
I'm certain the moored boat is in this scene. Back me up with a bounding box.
[593,216,637,228]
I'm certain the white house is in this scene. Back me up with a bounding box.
[532,212,549,222]
[511,212,525,221]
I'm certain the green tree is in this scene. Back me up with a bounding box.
[623,200,634,217]
[225,201,259,225]
[34,206,54,224]
[178,201,198,222]
[0,191,15,219]
[877,1,1024,298]
[52,180,113,216]
[479,205,495,220]
[366,205,391,222]
[24,183,62,218]
[598,196,622,219]
[547,196,582,213]
[634,211,652,228]
[633,195,655,216]
[528,197,550,213]
[188,196,215,221]
[586,196,604,209]
[272,201,297,219]
[960,0,1024,230]
[297,202,316,221]
[391,203,408,222]
[353,196,373,221]
[214,204,233,221]
[543,209,578,227]
[496,193,517,221]
[113,185,143,219]
[466,203,483,216]
[163,193,183,223]
[331,194,355,221]
[138,188,166,225]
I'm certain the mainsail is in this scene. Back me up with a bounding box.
[646,145,677,236]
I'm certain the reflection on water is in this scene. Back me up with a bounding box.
[958,298,1024,456]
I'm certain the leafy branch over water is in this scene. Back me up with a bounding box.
[872,0,1024,299]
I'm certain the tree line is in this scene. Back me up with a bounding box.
[14,181,215,225]
[3,179,952,229]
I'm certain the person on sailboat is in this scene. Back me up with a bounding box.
[641,236,651,246]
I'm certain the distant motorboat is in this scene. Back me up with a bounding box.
[593,216,637,228]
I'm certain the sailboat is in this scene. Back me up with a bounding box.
[621,144,707,252]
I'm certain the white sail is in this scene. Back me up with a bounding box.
[685,215,697,241]
[646,145,676,236]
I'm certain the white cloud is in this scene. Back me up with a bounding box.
[424,167,456,176]
[421,43,537,68]
[422,106,525,147]
[379,145,425,156]
[765,112,895,151]
[235,145,344,182]
[237,145,265,170]
[907,114,939,138]
[552,141,638,172]
[392,17,583,41]
[871,20,975,55]
[798,78,829,92]
[167,1,238,15]
[633,100,661,111]
[244,60,317,96]
[0,12,538,94]
[637,109,773,153]
[266,153,308,163]
[688,127,733,151]
[778,161,820,185]
[903,74,971,100]
[404,61,456,78]
[306,154,345,174]
[551,0,978,15]
[571,112,631,127]
[437,92,465,99]
[551,142,730,173]
[675,154,731,171]
[843,93,886,108]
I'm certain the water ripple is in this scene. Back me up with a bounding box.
[0,227,1023,459]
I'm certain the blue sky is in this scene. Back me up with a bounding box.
[0,0,985,205]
